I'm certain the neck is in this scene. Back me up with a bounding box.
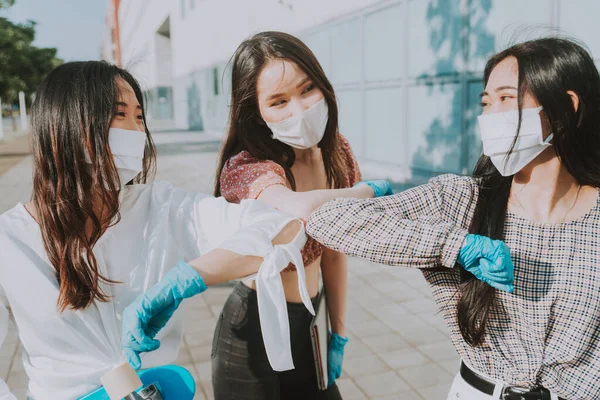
[512,148,580,216]
[293,146,321,164]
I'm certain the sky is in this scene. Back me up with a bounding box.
[0,0,106,62]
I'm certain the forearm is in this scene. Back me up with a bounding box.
[321,250,348,337]
[308,196,467,269]
[190,219,303,286]
[260,184,374,221]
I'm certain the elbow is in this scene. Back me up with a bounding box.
[306,206,329,240]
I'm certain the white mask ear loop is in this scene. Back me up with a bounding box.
[543,133,554,144]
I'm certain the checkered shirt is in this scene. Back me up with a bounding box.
[306,174,600,400]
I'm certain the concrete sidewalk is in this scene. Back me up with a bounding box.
[0,130,459,399]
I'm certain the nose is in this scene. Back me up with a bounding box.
[288,97,309,118]
[124,118,145,132]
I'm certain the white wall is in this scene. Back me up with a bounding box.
[155,33,173,87]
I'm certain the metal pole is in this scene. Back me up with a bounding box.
[19,91,27,132]
[0,97,4,141]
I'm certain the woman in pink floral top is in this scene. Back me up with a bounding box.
[211,32,392,399]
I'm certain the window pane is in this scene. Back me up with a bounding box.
[337,90,363,157]
[303,30,331,76]
[331,18,362,84]
[408,0,462,77]
[559,0,600,59]
[365,4,404,81]
[468,0,550,72]
[408,83,462,173]
[365,87,404,164]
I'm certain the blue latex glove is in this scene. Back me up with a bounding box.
[354,180,394,197]
[327,332,348,387]
[121,260,207,369]
[457,234,515,293]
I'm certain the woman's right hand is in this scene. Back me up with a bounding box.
[121,261,207,369]
[353,180,394,197]
[457,234,514,293]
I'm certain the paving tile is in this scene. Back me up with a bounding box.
[417,340,460,363]
[344,354,389,378]
[348,320,394,339]
[417,382,453,400]
[379,348,429,370]
[396,363,453,389]
[336,378,368,400]
[362,333,410,353]
[354,371,411,397]
[372,391,423,400]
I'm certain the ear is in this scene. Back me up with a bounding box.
[567,90,579,113]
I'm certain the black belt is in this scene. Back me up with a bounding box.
[460,362,566,400]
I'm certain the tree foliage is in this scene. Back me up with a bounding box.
[0,2,62,105]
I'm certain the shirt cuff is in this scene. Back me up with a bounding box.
[440,227,468,268]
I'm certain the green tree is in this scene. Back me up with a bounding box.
[0,4,62,108]
[0,0,15,9]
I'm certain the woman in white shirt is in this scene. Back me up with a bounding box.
[0,61,305,400]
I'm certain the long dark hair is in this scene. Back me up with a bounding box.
[458,37,600,345]
[214,31,347,195]
[30,61,157,311]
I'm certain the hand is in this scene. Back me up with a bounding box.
[457,234,514,293]
[354,180,394,197]
[121,260,207,369]
[327,332,348,387]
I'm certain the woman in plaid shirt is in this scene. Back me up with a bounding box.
[307,37,600,400]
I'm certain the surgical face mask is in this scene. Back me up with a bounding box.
[266,98,329,149]
[477,106,553,176]
[85,127,147,186]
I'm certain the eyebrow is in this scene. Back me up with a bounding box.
[116,101,142,110]
[265,77,312,102]
[480,85,518,97]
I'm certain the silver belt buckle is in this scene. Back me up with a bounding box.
[501,385,535,400]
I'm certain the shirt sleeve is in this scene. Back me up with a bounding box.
[220,152,288,202]
[306,174,476,269]
[0,286,17,400]
[192,195,306,267]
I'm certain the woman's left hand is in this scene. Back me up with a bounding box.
[327,332,349,387]
[354,180,394,197]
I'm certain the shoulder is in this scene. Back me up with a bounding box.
[221,152,287,202]
[224,151,281,170]
[0,204,34,239]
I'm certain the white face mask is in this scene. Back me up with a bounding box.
[266,98,329,149]
[85,128,147,186]
[477,106,553,176]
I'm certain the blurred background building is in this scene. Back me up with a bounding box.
[104,0,600,183]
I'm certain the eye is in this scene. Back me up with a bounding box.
[271,100,287,107]
[302,84,315,94]
[500,95,514,102]
[115,111,126,117]
[480,101,489,108]
[137,115,144,120]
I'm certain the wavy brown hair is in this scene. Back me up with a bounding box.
[215,31,347,195]
[30,61,156,311]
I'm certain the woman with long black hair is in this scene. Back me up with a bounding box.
[307,37,600,400]
[209,31,392,399]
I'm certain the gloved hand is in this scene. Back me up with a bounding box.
[121,260,207,369]
[457,234,515,293]
[327,332,348,387]
[354,180,394,197]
